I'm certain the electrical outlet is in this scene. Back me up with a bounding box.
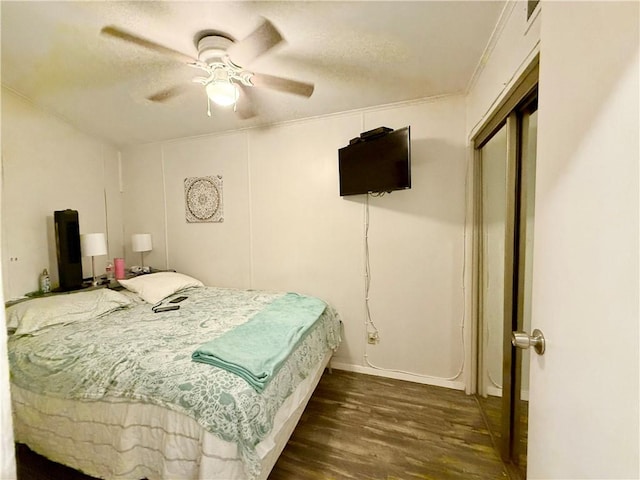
[367,331,379,344]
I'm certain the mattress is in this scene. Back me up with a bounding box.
[11,350,332,480]
[8,284,341,479]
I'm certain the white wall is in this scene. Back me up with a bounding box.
[528,2,639,478]
[466,0,540,139]
[1,88,123,300]
[164,133,252,287]
[120,143,167,271]
[122,95,469,389]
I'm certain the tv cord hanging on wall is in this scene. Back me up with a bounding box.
[362,189,467,383]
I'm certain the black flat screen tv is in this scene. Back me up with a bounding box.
[338,126,411,196]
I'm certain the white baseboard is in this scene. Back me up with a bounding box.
[487,385,503,398]
[328,361,466,391]
[484,385,529,402]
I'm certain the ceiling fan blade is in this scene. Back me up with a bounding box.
[146,85,188,103]
[226,18,284,67]
[235,85,257,119]
[101,26,200,65]
[250,73,314,98]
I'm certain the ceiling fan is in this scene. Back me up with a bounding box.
[100,19,314,119]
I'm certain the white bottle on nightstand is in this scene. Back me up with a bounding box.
[106,262,114,281]
[39,269,50,293]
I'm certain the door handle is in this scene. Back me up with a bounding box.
[511,329,546,355]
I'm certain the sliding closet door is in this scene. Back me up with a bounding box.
[512,102,537,478]
[477,123,508,447]
[474,62,538,478]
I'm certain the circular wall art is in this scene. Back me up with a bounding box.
[184,175,223,223]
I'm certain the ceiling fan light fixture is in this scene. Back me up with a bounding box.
[206,81,239,107]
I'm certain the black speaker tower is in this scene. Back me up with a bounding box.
[54,209,83,291]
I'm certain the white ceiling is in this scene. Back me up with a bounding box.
[1,1,505,147]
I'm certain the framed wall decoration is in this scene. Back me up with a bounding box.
[184,175,223,223]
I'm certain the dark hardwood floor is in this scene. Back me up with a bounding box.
[476,394,528,479]
[16,370,510,480]
[270,370,509,480]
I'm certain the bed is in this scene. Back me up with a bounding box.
[6,272,342,480]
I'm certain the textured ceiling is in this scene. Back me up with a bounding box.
[1,1,505,147]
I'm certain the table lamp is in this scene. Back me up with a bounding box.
[132,233,152,269]
[80,233,108,286]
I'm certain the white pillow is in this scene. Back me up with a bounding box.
[118,272,204,304]
[6,288,133,336]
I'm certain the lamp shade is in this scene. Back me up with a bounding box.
[80,233,107,257]
[206,81,238,106]
[132,234,152,253]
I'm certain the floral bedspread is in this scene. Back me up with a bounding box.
[8,286,342,479]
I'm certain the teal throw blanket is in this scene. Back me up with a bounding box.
[192,293,327,392]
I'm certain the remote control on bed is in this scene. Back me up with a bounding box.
[153,305,180,313]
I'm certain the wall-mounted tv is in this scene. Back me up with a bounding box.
[338,126,411,196]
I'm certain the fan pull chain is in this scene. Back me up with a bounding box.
[207,96,212,117]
